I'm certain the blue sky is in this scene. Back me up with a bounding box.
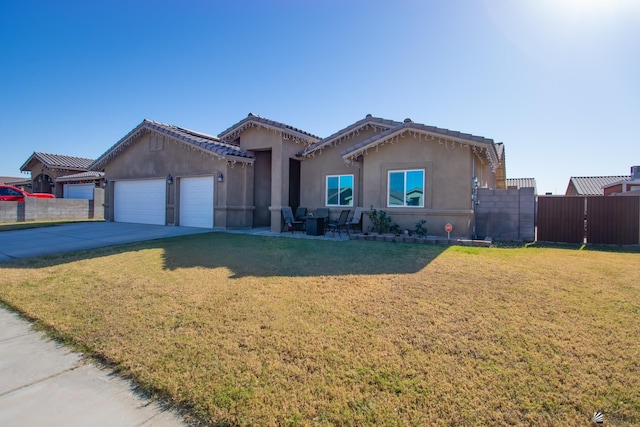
[1,0,638,194]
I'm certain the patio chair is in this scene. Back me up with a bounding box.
[294,207,307,221]
[281,206,304,233]
[294,207,307,230]
[326,209,350,238]
[346,206,364,234]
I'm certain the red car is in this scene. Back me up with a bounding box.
[0,184,55,202]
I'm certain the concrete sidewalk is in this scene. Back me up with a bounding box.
[0,308,187,427]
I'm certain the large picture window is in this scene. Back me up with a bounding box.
[388,169,424,207]
[326,175,353,206]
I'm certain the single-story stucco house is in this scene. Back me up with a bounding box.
[89,113,507,237]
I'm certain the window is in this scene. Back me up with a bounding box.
[388,169,424,207]
[0,187,22,196]
[326,175,353,206]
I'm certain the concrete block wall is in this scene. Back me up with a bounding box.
[0,188,104,223]
[24,198,92,221]
[475,187,535,241]
[0,202,21,223]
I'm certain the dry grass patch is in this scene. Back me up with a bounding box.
[1,234,639,426]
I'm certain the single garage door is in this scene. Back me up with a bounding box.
[64,183,95,199]
[114,179,166,225]
[180,176,214,228]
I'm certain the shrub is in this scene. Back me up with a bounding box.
[367,206,394,235]
[414,219,428,238]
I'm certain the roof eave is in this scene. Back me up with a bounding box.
[90,120,254,171]
[301,117,401,157]
[219,116,320,146]
[341,124,498,168]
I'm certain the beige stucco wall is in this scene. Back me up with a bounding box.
[358,136,486,237]
[98,124,500,236]
[299,127,380,220]
[299,131,498,237]
[238,127,310,231]
[101,131,252,228]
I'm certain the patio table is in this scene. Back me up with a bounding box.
[301,216,325,236]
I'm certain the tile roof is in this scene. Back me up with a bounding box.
[566,176,630,195]
[56,171,105,182]
[218,113,321,145]
[90,119,254,170]
[300,114,402,157]
[340,118,501,170]
[20,152,94,172]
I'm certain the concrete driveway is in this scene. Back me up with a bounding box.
[0,222,212,262]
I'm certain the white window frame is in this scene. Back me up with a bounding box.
[387,169,425,207]
[325,174,354,207]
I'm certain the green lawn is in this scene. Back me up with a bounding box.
[1,233,639,426]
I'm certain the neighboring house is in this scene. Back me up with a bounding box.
[0,176,24,184]
[89,114,506,237]
[0,176,31,191]
[55,171,105,199]
[602,166,640,195]
[3,179,32,191]
[506,178,537,195]
[565,166,640,196]
[20,152,94,197]
[565,175,630,196]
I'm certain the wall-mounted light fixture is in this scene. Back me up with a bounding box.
[167,174,173,185]
[102,179,108,188]
[217,172,224,182]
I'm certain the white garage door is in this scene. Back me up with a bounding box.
[64,184,95,199]
[114,179,166,225]
[180,176,214,228]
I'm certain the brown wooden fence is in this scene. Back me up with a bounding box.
[537,196,639,245]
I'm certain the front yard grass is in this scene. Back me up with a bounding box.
[0,233,638,426]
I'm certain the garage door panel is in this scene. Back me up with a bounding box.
[180,176,214,228]
[114,180,165,225]
[64,184,95,199]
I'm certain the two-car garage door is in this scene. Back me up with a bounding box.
[113,177,214,228]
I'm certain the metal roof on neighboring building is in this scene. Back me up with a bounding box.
[20,152,94,172]
[566,176,630,195]
[506,178,537,190]
[0,176,25,184]
[56,171,105,183]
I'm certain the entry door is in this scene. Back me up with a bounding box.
[180,176,214,228]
